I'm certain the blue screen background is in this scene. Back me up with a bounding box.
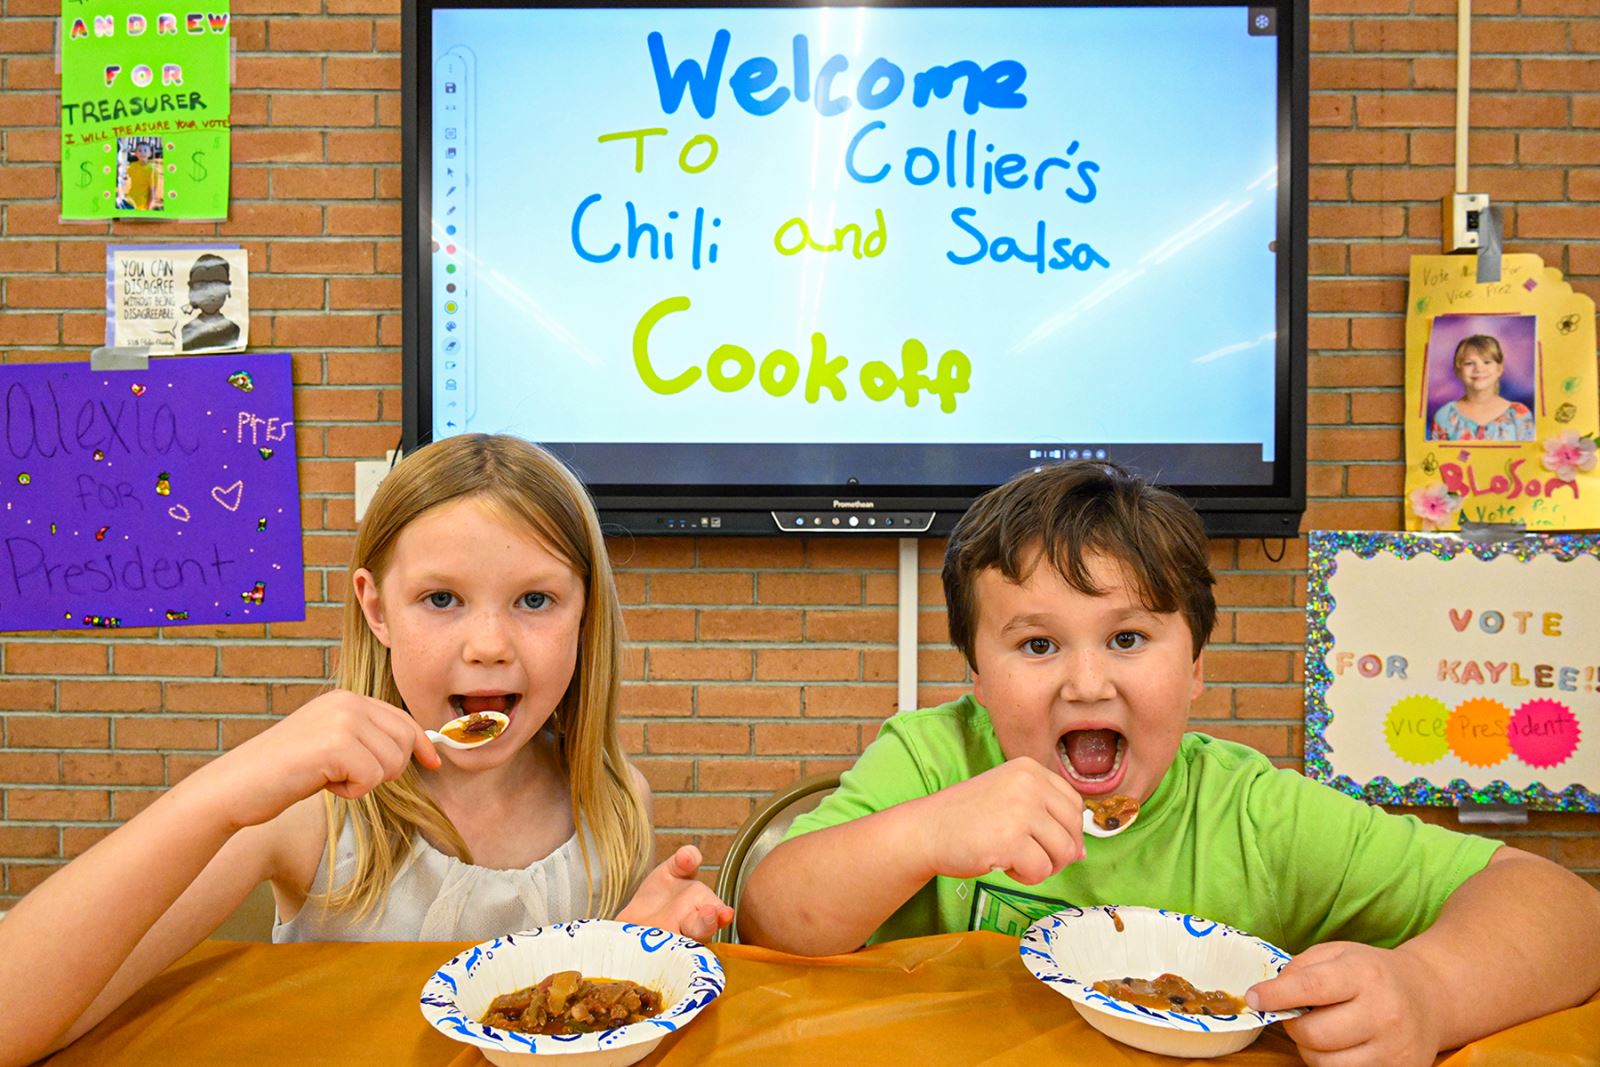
[430,6,1279,455]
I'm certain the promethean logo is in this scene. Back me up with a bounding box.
[832,500,875,509]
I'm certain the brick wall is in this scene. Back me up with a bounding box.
[2,0,1598,909]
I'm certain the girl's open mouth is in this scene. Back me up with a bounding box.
[1057,728,1128,793]
[449,693,521,721]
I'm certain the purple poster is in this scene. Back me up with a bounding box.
[0,352,304,633]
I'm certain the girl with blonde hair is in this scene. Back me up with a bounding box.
[0,434,731,1066]
[1429,333,1534,441]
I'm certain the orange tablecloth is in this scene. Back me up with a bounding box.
[41,933,1599,1066]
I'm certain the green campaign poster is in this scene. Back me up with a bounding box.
[60,0,231,221]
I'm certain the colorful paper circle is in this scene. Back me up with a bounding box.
[1445,698,1511,767]
[1507,699,1581,769]
[1384,695,1451,765]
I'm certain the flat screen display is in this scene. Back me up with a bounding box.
[404,1,1306,535]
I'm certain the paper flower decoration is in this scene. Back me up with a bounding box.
[1540,431,1597,483]
[1409,482,1462,530]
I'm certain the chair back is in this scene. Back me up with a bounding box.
[714,773,838,943]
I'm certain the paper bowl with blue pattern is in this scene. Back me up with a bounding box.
[1020,906,1304,1058]
[419,919,725,1067]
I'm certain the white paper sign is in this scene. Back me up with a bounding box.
[1305,531,1598,810]
[108,245,248,354]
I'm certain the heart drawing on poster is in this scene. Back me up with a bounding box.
[211,481,244,512]
[168,504,191,522]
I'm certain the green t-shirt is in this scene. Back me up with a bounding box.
[786,696,1501,953]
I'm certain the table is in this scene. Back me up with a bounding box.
[40,933,1598,1065]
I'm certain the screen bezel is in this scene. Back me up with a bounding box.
[401,0,1308,537]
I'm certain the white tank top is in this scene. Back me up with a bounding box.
[273,816,602,943]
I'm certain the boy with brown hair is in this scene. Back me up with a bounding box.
[739,460,1600,1065]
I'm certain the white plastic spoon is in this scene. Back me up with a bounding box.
[425,710,510,750]
[1082,798,1140,838]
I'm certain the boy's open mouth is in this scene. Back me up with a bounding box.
[449,692,520,721]
[1058,728,1126,790]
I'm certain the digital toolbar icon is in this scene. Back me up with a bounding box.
[445,379,457,390]
[444,128,457,140]
[446,147,456,158]
[445,82,457,93]
[444,341,459,354]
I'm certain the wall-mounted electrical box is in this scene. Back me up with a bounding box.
[354,450,400,522]
[1441,192,1491,252]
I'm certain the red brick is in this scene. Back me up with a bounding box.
[326,56,401,90]
[803,685,898,718]
[1411,57,1518,92]
[234,55,322,90]
[114,718,219,750]
[165,682,271,714]
[5,643,107,675]
[1475,19,1573,54]
[758,572,862,605]
[62,825,117,858]
[7,788,111,821]
[0,752,60,784]
[1311,58,1410,91]
[328,131,402,163]
[1409,131,1515,167]
[0,825,59,859]
[62,753,165,786]
[697,686,802,718]
[753,722,860,755]
[698,609,803,642]
[1352,20,1456,53]
[112,644,217,677]
[804,610,897,644]
[7,862,67,896]
[645,723,749,756]
[651,794,753,829]
[755,649,860,682]
[697,759,804,793]
[1234,686,1308,719]
[268,17,374,51]
[650,572,753,605]
[219,645,326,678]
[647,647,752,682]
[273,166,378,200]
[1214,573,1295,608]
[326,203,402,236]
[634,758,695,794]
[57,681,161,714]
[1517,205,1600,239]
[6,716,110,749]
[621,608,697,642]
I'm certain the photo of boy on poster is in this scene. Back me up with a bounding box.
[115,137,165,212]
[1423,313,1538,442]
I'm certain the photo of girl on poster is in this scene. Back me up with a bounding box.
[1425,314,1538,442]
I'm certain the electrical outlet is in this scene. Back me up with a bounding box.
[1441,192,1490,253]
[354,449,400,522]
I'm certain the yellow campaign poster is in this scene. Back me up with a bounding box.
[1404,254,1598,531]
